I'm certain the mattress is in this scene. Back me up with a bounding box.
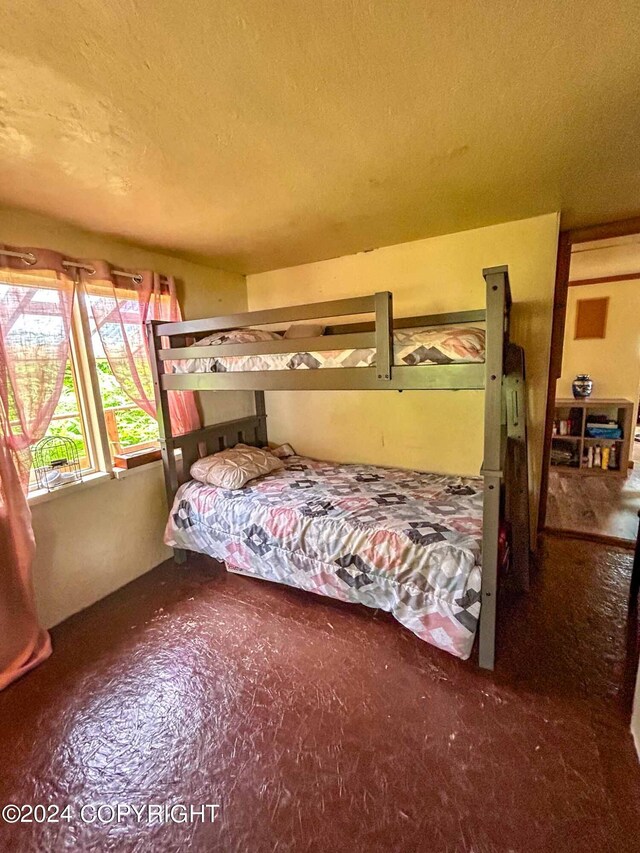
[165,454,484,659]
[173,325,485,373]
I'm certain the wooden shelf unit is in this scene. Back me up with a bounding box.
[551,398,633,477]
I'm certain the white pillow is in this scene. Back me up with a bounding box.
[194,328,281,346]
[190,444,283,489]
[283,323,325,340]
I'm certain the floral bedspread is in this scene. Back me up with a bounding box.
[165,455,484,659]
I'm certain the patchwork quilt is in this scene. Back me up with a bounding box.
[173,325,486,374]
[165,455,484,659]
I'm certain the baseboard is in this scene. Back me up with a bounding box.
[544,526,635,551]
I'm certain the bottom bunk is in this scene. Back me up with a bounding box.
[164,452,501,661]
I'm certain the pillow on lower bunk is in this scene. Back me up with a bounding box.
[193,328,281,346]
[190,444,283,490]
[267,443,296,458]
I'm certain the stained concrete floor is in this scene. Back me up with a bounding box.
[0,537,639,852]
[547,467,640,541]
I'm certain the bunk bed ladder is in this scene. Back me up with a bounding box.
[478,266,509,670]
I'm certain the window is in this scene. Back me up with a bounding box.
[88,311,159,461]
[0,271,95,490]
[41,358,93,472]
[23,297,99,492]
[1,256,179,494]
[4,277,162,495]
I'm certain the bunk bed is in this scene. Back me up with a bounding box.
[147,266,530,669]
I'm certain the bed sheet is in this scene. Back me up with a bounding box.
[165,454,484,659]
[173,325,486,373]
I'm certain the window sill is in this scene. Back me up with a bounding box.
[113,459,163,480]
[28,471,113,506]
[28,457,167,505]
[113,449,180,481]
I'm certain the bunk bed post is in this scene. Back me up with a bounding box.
[374,291,394,381]
[146,319,186,564]
[478,266,509,670]
[254,391,268,446]
[504,343,531,592]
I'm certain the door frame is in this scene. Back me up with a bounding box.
[538,215,640,534]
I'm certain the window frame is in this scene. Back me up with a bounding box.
[80,280,161,466]
[73,282,114,474]
[39,338,95,475]
[26,273,161,501]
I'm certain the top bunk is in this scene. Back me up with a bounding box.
[149,265,511,393]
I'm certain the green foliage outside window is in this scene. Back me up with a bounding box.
[45,360,159,463]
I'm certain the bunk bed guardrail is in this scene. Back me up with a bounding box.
[154,294,489,392]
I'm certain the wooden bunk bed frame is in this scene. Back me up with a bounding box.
[147,265,530,670]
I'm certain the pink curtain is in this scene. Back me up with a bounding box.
[0,248,75,690]
[82,264,200,435]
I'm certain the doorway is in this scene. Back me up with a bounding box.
[539,219,640,546]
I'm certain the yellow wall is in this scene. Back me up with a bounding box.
[557,280,640,458]
[248,214,560,537]
[0,205,249,627]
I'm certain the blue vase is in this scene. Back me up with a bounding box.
[572,374,593,398]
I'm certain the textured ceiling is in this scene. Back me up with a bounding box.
[1,1,640,274]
